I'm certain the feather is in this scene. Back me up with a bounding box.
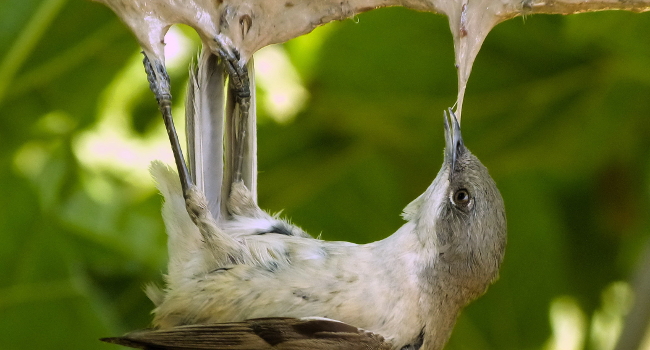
[101,317,392,350]
[186,49,227,222]
[186,49,257,222]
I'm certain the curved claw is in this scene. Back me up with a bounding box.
[214,35,250,100]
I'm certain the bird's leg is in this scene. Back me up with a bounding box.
[142,54,193,198]
[144,53,244,260]
[218,48,259,221]
[233,92,250,186]
[142,54,210,229]
[219,47,251,186]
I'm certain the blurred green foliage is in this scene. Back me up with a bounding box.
[1,1,649,349]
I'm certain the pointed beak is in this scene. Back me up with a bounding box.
[444,108,464,182]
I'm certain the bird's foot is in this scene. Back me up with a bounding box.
[214,35,250,100]
[227,181,260,218]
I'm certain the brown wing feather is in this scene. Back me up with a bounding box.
[101,318,391,350]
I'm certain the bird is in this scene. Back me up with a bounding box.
[103,49,507,350]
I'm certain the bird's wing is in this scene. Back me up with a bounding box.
[101,317,392,350]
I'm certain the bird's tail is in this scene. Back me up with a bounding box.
[186,48,258,223]
[185,49,227,221]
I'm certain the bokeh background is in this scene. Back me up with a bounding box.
[2,1,650,349]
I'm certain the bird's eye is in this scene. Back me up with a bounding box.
[452,188,471,207]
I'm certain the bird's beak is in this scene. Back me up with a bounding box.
[444,108,464,182]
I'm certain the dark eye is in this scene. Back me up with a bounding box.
[452,188,471,207]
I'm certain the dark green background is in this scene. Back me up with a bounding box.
[1,0,649,349]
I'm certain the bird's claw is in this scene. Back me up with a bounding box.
[214,36,250,100]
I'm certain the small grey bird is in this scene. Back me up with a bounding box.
[104,50,506,350]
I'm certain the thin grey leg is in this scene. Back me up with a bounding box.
[142,54,193,197]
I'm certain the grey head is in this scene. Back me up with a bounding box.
[416,109,507,304]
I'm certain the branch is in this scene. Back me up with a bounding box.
[525,0,650,15]
[92,0,650,63]
[92,0,649,118]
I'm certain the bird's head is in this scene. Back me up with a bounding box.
[405,109,506,299]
